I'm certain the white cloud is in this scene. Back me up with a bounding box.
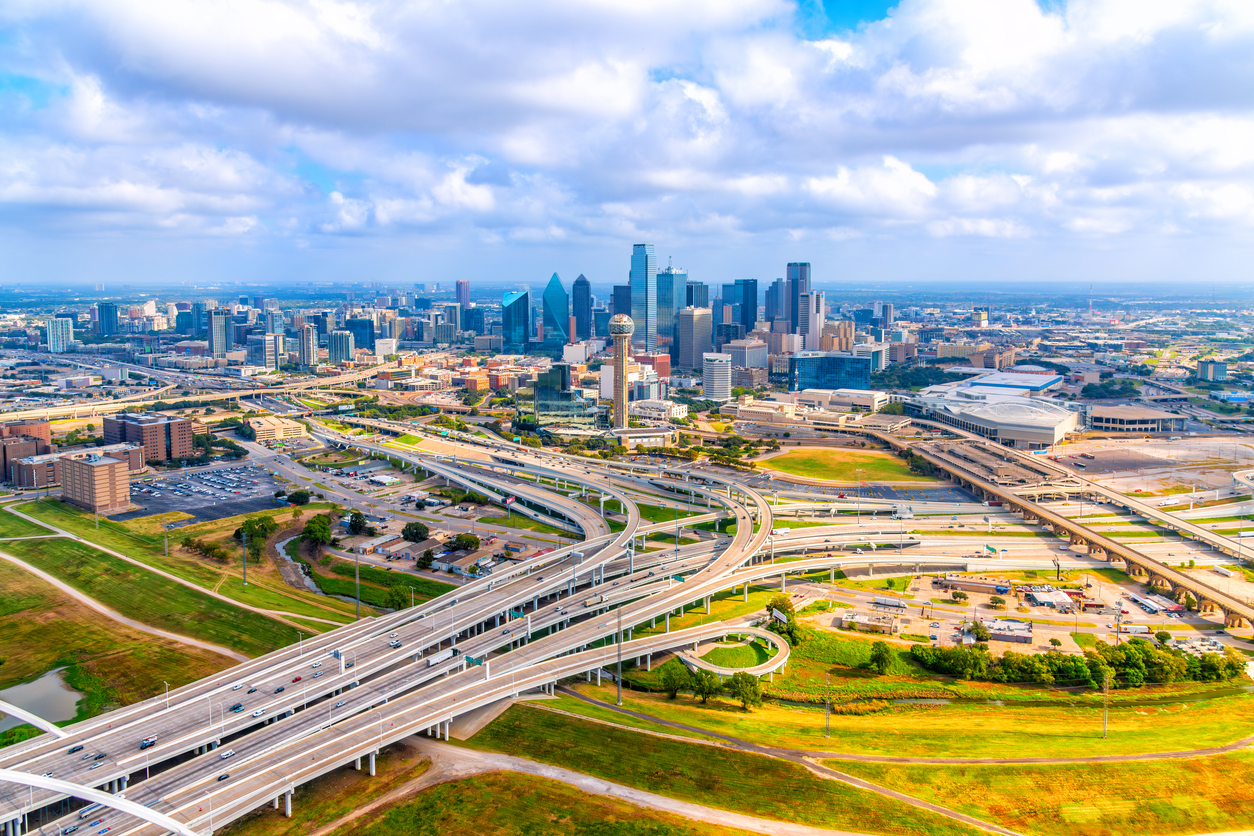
[0,0,1252,279]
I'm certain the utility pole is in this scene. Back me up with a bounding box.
[242,532,248,586]
[1102,669,1111,739]
[825,673,831,738]
[355,551,361,620]
[616,606,623,707]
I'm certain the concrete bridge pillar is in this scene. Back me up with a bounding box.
[273,796,280,810]
[781,572,786,592]
[120,775,127,791]
[744,584,749,602]
[355,757,361,770]
[705,596,711,614]
[596,669,602,686]
[369,751,377,776]
[284,791,293,818]
[665,613,670,632]
[1226,613,1251,629]
[646,653,652,671]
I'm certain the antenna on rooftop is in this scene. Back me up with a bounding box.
[1088,284,1093,320]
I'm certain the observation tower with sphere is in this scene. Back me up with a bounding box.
[608,314,634,429]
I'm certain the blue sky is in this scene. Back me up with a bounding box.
[1,0,1253,290]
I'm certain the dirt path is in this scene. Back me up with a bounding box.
[310,738,905,836]
[4,504,321,633]
[558,687,1254,766]
[0,547,247,662]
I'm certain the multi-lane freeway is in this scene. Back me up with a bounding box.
[1,419,1249,836]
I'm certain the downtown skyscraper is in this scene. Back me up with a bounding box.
[629,243,657,351]
[572,274,592,340]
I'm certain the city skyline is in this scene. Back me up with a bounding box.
[3,1,1254,287]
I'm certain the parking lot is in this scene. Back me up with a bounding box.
[114,464,287,524]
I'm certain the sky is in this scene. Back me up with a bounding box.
[1,0,1253,291]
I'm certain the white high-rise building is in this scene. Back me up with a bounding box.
[798,290,825,351]
[329,330,355,364]
[702,353,732,402]
[47,317,73,353]
[297,324,319,368]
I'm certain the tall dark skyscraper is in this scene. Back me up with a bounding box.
[685,282,708,308]
[764,279,786,324]
[656,263,686,352]
[732,278,758,335]
[345,317,376,351]
[456,279,470,310]
[787,262,810,333]
[571,274,592,340]
[541,273,569,346]
[629,243,658,350]
[612,284,632,316]
[502,290,530,353]
[96,302,119,337]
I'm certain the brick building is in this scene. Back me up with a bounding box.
[103,413,195,463]
[60,452,131,514]
[11,443,145,489]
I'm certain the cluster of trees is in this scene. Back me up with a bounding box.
[903,452,938,476]
[449,533,481,551]
[232,515,279,559]
[1081,379,1141,399]
[302,513,336,555]
[871,365,965,390]
[657,659,764,710]
[908,637,1246,688]
[432,414,469,432]
[348,398,438,421]
[402,521,430,542]
[180,535,232,561]
[763,594,805,646]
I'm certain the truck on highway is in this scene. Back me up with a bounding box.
[426,648,455,667]
[584,594,606,607]
[1118,624,1150,634]
[770,527,791,536]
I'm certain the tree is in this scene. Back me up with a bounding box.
[420,548,435,569]
[1050,638,1063,648]
[288,489,311,506]
[970,621,991,643]
[402,521,430,542]
[725,671,764,710]
[347,509,368,535]
[384,585,410,610]
[951,591,969,602]
[234,515,279,560]
[690,668,722,704]
[763,593,803,645]
[302,514,333,555]
[659,660,692,699]
[990,595,1006,608]
[451,533,481,552]
[1155,631,1172,646]
[869,641,894,674]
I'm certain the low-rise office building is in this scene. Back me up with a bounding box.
[247,416,308,442]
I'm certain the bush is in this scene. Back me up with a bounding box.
[287,489,311,506]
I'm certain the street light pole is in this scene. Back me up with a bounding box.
[616,606,624,707]
[855,468,863,524]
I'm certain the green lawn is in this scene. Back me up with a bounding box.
[478,514,575,537]
[635,501,700,524]
[832,753,1254,836]
[0,535,300,657]
[331,771,760,836]
[465,705,988,836]
[0,507,56,538]
[19,499,361,622]
[762,449,939,482]
[0,558,234,741]
[700,639,774,668]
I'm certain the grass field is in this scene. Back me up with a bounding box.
[478,514,574,537]
[0,507,56,538]
[0,535,301,656]
[17,500,361,623]
[333,771,761,836]
[635,502,700,524]
[832,753,1254,836]
[700,639,774,668]
[761,449,939,482]
[0,559,234,737]
[466,704,987,836]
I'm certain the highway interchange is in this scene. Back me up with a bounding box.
[1,419,1251,836]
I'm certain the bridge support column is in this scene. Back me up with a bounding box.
[444,721,450,741]
[665,613,670,632]
[369,751,376,776]
[744,584,748,602]
[355,757,361,770]
[830,568,835,583]
[781,573,786,592]
[120,776,127,791]
[596,669,602,686]
[273,796,280,810]
[646,653,652,671]
[284,791,292,818]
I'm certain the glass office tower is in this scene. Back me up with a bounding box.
[522,364,601,428]
[502,290,530,353]
[657,264,687,354]
[541,273,569,347]
[572,274,592,340]
[629,243,657,351]
[345,317,376,352]
[788,351,871,391]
